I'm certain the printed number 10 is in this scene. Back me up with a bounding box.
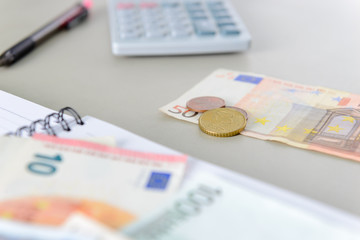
[27,154,62,176]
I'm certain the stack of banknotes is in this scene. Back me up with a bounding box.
[0,134,187,240]
[1,133,360,240]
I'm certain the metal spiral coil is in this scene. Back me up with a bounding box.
[6,107,84,137]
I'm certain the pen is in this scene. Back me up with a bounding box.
[0,0,93,67]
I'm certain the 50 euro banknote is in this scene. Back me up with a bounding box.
[160,69,360,162]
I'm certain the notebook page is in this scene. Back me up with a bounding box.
[57,116,178,155]
[0,90,53,134]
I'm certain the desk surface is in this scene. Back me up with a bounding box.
[1,0,360,216]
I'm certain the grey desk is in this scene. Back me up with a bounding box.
[1,0,360,217]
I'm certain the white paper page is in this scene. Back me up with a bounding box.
[58,116,179,155]
[0,90,53,134]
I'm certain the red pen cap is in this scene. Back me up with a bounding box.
[82,0,93,9]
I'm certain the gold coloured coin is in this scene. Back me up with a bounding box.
[199,108,247,137]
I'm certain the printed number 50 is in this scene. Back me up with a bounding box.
[168,105,198,118]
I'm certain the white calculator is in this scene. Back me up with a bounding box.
[107,0,251,56]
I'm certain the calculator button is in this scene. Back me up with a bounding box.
[186,5,204,12]
[165,14,185,22]
[144,18,166,27]
[120,31,142,39]
[117,9,139,16]
[117,19,141,29]
[188,9,205,14]
[118,22,142,31]
[167,10,187,19]
[142,14,164,22]
[185,2,202,7]
[139,2,158,9]
[212,10,231,19]
[209,6,227,13]
[162,2,180,8]
[116,9,137,16]
[169,21,191,29]
[195,30,216,36]
[207,1,223,6]
[117,15,139,24]
[117,3,135,10]
[216,18,236,27]
[144,25,167,34]
[214,16,232,22]
[117,12,140,19]
[164,8,185,16]
[167,16,188,24]
[189,12,208,20]
[142,17,164,25]
[170,21,191,30]
[141,8,162,16]
[141,8,161,13]
[171,28,192,38]
[146,29,168,38]
[163,8,183,15]
[220,25,240,36]
[194,21,216,36]
[168,13,189,20]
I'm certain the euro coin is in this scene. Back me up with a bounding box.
[199,108,247,137]
[226,106,248,120]
[186,96,225,113]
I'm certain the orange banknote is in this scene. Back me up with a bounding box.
[161,69,360,162]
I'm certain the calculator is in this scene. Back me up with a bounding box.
[107,0,251,56]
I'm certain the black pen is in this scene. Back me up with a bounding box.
[0,0,92,67]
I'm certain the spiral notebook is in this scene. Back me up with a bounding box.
[0,90,174,154]
[1,89,360,237]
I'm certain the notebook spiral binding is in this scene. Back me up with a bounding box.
[6,107,84,137]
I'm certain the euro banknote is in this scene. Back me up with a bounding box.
[160,69,360,162]
[0,214,131,240]
[123,173,360,240]
[0,219,92,240]
[62,213,131,240]
[0,135,187,230]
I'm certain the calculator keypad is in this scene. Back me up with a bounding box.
[115,0,241,40]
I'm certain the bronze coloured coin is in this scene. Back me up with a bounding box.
[186,96,225,113]
[226,106,248,120]
[199,108,247,137]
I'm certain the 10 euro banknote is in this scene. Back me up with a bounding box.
[0,135,187,232]
[160,69,360,162]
